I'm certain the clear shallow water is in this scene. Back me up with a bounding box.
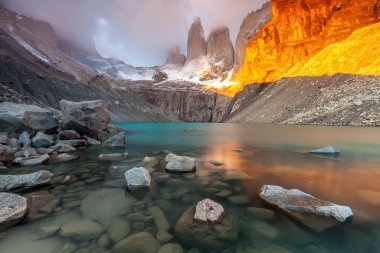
[1,123,380,253]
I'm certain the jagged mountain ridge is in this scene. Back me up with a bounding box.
[232,0,380,86]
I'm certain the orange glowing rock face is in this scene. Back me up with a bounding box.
[231,0,380,88]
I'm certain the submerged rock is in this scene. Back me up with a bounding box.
[103,132,126,147]
[0,102,58,133]
[108,219,130,243]
[99,153,128,161]
[175,199,238,249]
[158,243,184,253]
[55,153,78,162]
[310,146,340,154]
[165,153,196,173]
[60,220,104,241]
[259,185,353,232]
[60,100,110,140]
[148,206,170,231]
[0,170,53,191]
[13,154,50,166]
[125,167,151,191]
[0,192,28,229]
[31,132,54,148]
[143,157,159,167]
[113,232,161,253]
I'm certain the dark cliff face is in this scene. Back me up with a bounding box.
[129,82,234,123]
[206,27,235,71]
[186,17,207,63]
[234,1,272,72]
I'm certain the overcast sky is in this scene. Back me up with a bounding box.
[1,0,268,66]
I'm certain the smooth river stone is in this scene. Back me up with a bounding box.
[158,243,184,253]
[108,219,130,243]
[148,206,170,231]
[194,199,224,224]
[80,188,136,226]
[112,232,161,253]
[60,220,104,241]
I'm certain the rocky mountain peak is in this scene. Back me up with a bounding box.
[206,26,234,71]
[234,1,272,72]
[186,17,207,63]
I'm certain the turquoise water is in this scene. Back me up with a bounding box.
[1,123,380,253]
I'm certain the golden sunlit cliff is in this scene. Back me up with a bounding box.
[231,0,380,88]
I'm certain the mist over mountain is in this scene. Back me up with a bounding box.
[0,0,267,66]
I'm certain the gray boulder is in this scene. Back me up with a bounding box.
[99,153,128,161]
[83,135,101,145]
[55,153,78,162]
[310,146,340,154]
[14,147,37,159]
[13,154,50,166]
[113,232,161,253]
[0,102,58,133]
[58,130,81,140]
[165,153,196,173]
[60,100,111,140]
[103,132,126,147]
[175,199,238,249]
[56,139,87,147]
[18,131,31,147]
[259,185,353,232]
[0,192,28,229]
[31,132,54,148]
[52,143,76,153]
[0,170,53,191]
[125,167,151,191]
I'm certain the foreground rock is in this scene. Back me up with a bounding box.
[0,170,53,191]
[60,100,111,140]
[113,232,161,253]
[165,154,196,173]
[103,132,126,147]
[31,132,54,148]
[13,154,50,166]
[175,199,238,249]
[99,153,128,161]
[125,167,151,192]
[0,102,58,133]
[0,193,28,229]
[310,146,340,154]
[259,185,353,232]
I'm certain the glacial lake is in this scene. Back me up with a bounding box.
[1,123,380,253]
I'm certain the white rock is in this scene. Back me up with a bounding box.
[165,153,196,173]
[259,185,353,231]
[310,146,340,154]
[194,199,224,224]
[0,170,53,191]
[125,167,151,191]
[0,192,28,228]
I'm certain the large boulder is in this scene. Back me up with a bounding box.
[103,132,126,147]
[113,232,161,253]
[258,185,353,232]
[0,192,28,229]
[206,27,235,70]
[125,167,151,192]
[165,153,196,173]
[175,199,238,249]
[0,170,53,191]
[31,132,54,148]
[60,100,111,140]
[0,103,58,133]
[186,17,207,63]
